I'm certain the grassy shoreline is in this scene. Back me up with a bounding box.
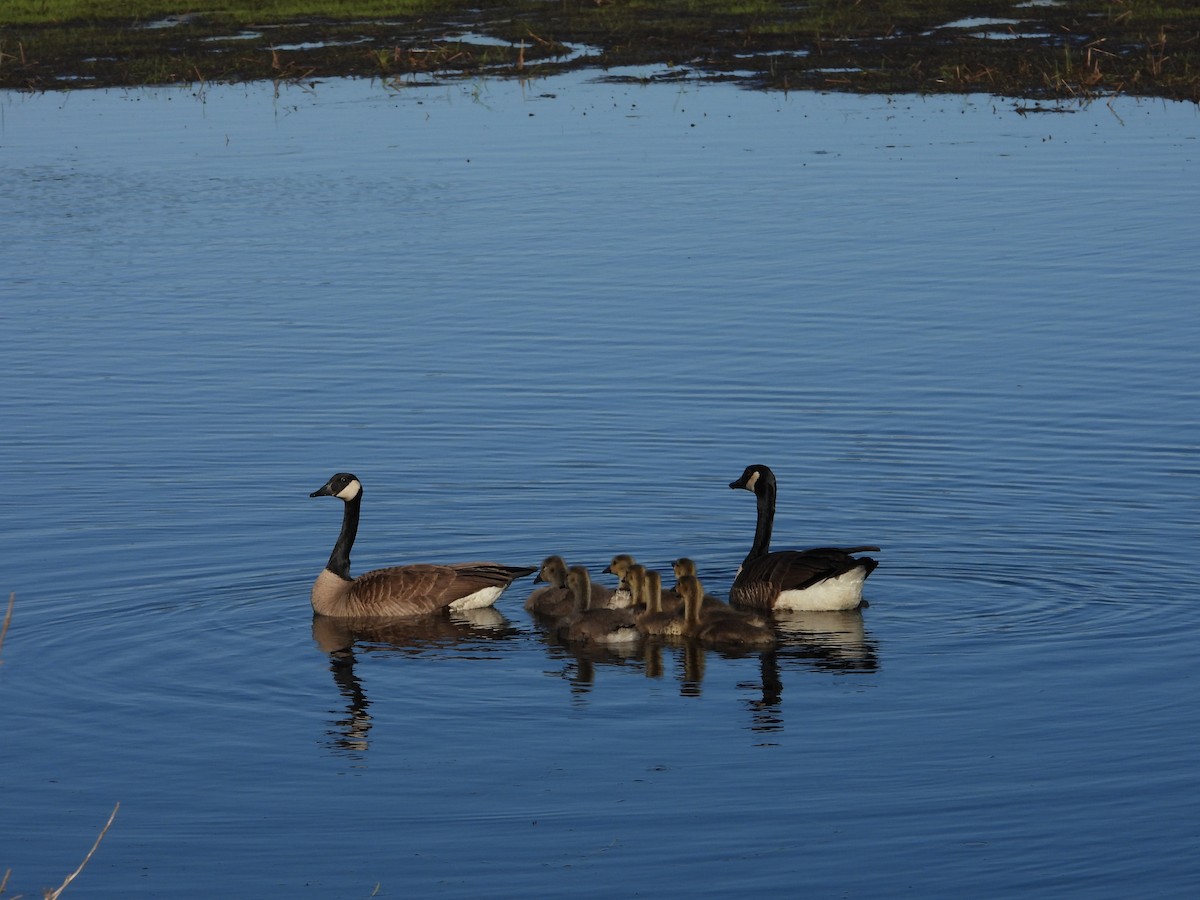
[1,1,1198,100]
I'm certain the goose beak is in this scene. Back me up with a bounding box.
[310,481,336,498]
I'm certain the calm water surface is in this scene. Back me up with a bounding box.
[1,74,1198,897]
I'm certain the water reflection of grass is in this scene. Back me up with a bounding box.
[1,1,1198,100]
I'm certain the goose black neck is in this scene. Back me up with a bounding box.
[747,477,776,562]
[326,492,361,580]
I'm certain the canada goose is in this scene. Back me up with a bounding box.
[729,464,879,612]
[309,473,535,618]
[529,556,615,615]
[679,574,775,649]
[557,566,641,646]
[636,569,685,638]
[624,563,647,605]
[525,555,576,619]
[626,563,674,613]
[669,558,722,609]
[600,553,638,608]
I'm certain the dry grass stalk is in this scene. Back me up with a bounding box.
[0,597,119,899]
[42,803,120,900]
[0,592,14,665]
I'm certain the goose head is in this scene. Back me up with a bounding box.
[311,473,363,502]
[672,557,698,580]
[534,555,569,587]
[603,554,637,580]
[729,464,774,495]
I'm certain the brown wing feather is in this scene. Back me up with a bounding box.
[347,563,533,617]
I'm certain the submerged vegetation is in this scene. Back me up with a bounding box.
[0,1,1198,99]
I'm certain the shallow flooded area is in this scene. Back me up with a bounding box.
[1,74,1198,897]
[4,0,1200,100]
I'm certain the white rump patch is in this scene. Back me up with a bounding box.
[775,568,867,612]
[448,585,504,611]
[336,479,363,501]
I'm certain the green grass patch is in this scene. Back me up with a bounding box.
[0,2,455,26]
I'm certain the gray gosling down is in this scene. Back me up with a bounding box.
[679,574,776,649]
[309,472,535,618]
[557,566,641,646]
[525,555,575,619]
[669,558,723,610]
[636,568,685,638]
[600,553,638,609]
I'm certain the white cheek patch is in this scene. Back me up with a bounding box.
[744,471,760,491]
[336,479,362,501]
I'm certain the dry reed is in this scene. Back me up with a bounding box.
[42,803,120,900]
[0,592,14,664]
[1,597,120,898]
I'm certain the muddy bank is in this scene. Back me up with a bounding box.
[2,1,1198,101]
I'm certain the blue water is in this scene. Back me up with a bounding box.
[1,74,1198,897]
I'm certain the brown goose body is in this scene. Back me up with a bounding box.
[729,464,879,612]
[310,473,535,618]
[557,566,641,646]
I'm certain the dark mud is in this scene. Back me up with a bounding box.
[2,1,1198,101]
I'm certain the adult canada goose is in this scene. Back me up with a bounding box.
[309,473,535,618]
[679,575,775,649]
[600,553,638,608]
[636,569,685,638]
[728,464,879,612]
[557,566,641,646]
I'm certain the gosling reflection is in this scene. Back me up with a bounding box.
[522,566,879,725]
[677,640,706,698]
[312,608,518,757]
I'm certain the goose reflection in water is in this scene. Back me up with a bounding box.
[770,608,879,673]
[528,592,878,732]
[312,608,517,757]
